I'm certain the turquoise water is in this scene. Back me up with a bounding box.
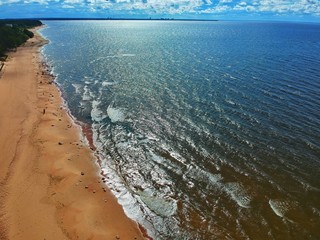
[40,21,320,239]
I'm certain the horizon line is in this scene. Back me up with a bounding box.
[1,17,218,21]
[1,18,319,24]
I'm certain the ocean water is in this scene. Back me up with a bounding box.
[40,21,320,239]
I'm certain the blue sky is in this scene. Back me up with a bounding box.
[1,0,320,22]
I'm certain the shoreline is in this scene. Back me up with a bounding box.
[0,26,147,239]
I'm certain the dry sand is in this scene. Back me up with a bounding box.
[0,27,147,240]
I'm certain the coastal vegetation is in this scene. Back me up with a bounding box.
[0,20,42,57]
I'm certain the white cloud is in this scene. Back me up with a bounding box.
[0,0,21,4]
[0,0,319,17]
[202,5,231,13]
[64,0,83,3]
[110,0,205,14]
[255,0,320,15]
[23,0,48,4]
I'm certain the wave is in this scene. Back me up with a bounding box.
[91,100,106,122]
[102,81,116,87]
[138,190,177,217]
[269,199,297,220]
[107,104,126,123]
[224,183,252,208]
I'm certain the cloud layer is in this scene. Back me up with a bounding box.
[1,0,320,18]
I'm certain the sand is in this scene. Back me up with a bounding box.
[0,27,147,240]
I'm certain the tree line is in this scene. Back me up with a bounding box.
[0,20,43,57]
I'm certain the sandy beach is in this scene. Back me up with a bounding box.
[0,27,146,240]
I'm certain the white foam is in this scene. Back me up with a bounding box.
[224,183,251,208]
[186,166,223,184]
[168,151,187,165]
[224,73,237,80]
[82,86,91,101]
[90,56,109,63]
[122,53,136,57]
[226,99,236,105]
[269,199,296,218]
[312,207,320,217]
[99,165,157,238]
[116,141,130,149]
[107,105,125,123]
[139,190,177,217]
[84,77,93,84]
[149,151,165,164]
[91,100,106,122]
[102,81,115,87]
[72,83,82,94]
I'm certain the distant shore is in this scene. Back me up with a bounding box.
[2,18,219,22]
[0,26,146,240]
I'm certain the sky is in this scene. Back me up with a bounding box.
[0,0,320,22]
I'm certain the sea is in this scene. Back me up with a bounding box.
[39,20,320,239]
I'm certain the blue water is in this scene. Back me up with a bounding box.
[40,21,320,239]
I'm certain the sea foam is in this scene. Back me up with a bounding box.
[102,81,116,87]
[107,105,125,123]
[224,183,252,208]
[139,190,177,217]
[91,100,106,122]
[268,199,297,219]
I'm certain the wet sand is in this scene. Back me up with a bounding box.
[0,27,146,240]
